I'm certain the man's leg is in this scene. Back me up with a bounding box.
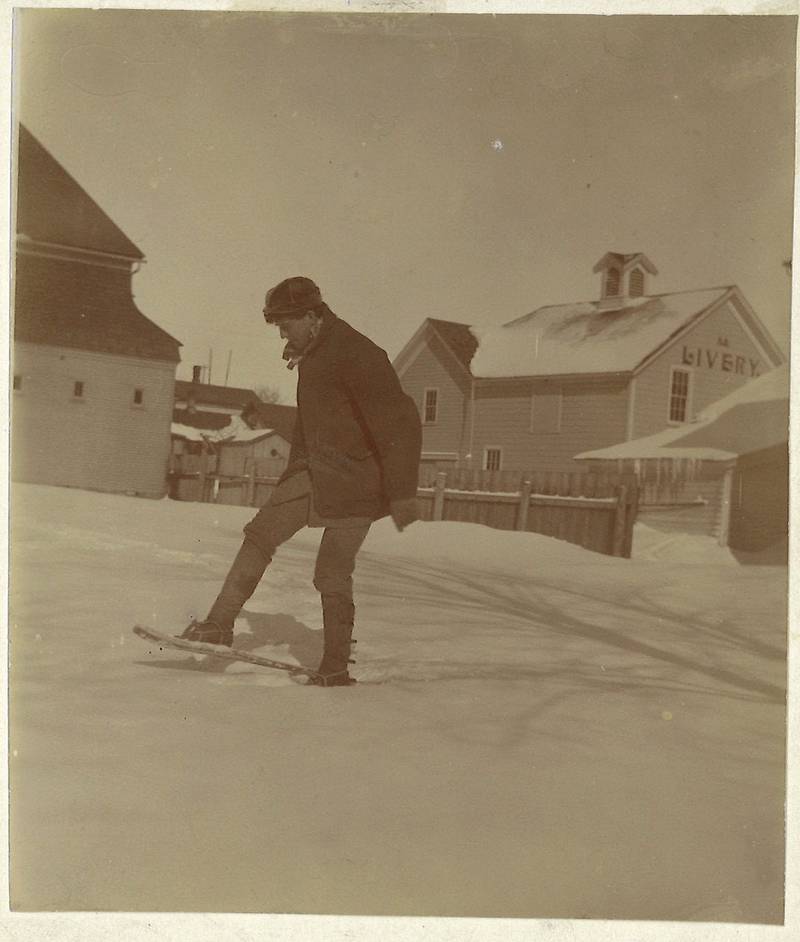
[310,525,370,684]
[182,497,308,644]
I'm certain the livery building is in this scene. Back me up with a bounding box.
[393,252,784,475]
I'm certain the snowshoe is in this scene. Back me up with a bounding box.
[178,620,233,647]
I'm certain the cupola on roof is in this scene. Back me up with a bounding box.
[593,252,659,302]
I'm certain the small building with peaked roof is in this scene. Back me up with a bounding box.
[576,365,789,553]
[12,125,182,497]
[393,253,785,475]
[172,374,296,440]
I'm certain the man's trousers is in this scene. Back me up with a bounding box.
[205,491,370,675]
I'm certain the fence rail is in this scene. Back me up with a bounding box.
[168,454,639,558]
[417,469,638,557]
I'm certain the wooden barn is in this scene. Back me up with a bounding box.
[393,253,785,476]
[12,125,181,498]
[576,365,789,555]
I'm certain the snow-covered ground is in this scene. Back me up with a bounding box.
[8,483,788,925]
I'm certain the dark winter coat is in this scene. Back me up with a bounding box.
[277,309,422,520]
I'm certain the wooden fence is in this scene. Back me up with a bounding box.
[417,467,638,558]
[168,452,287,507]
[169,454,639,558]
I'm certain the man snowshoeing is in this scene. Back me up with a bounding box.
[180,276,422,686]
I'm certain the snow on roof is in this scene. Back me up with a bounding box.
[171,418,278,444]
[470,287,730,378]
[221,426,278,444]
[576,364,789,462]
[694,361,788,421]
[171,422,207,443]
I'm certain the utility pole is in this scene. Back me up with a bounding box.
[224,350,232,387]
[208,348,213,385]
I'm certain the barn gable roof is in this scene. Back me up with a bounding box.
[470,285,783,380]
[426,319,479,371]
[16,124,144,259]
[14,125,181,363]
[392,317,477,378]
[14,272,182,363]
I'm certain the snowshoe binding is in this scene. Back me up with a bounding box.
[178,620,233,647]
[305,669,357,687]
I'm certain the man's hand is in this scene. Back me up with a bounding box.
[390,498,419,532]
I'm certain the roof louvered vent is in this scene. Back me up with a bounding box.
[593,252,658,308]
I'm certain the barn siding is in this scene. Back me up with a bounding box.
[632,301,769,439]
[471,376,629,472]
[12,342,176,497]
[729,444,789,552]
[215,434,291,477]
[398,331,470,460]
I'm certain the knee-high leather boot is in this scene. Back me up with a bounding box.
[207,538,270,627]
[309,594,356,686]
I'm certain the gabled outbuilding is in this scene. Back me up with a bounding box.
[576,365,789,553]
[173,372,297,440]
[12,125,182,498]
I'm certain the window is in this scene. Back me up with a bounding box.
[605,267,621,297]
[423,388,439,424]
[669,368,691,423]
[484,447,502,471]
[629,268,644,297]
[13,374,21,391]
[531,388,562,433]
[73,381,85,399]
[133,388,144,405]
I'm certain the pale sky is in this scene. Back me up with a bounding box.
[13,10,796,403]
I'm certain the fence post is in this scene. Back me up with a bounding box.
[623,481,640,558]
[611,484,628,556]
[717,467,734,547]
[198,447,209,503]
[432,471,447,521]
[517,479,532,531]
[245,457,257,507]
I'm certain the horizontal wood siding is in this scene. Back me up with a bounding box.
[216,434,290,476]
[729,445,789,552]
[398,331,469,459]
[633,300,769,439]
[12,342,175,497]
[471,377,629,472]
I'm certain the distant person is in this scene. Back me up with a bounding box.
[180,276,422,686]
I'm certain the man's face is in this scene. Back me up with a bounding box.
[272,312,317,353]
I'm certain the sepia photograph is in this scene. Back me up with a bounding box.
[4,2,796,937]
